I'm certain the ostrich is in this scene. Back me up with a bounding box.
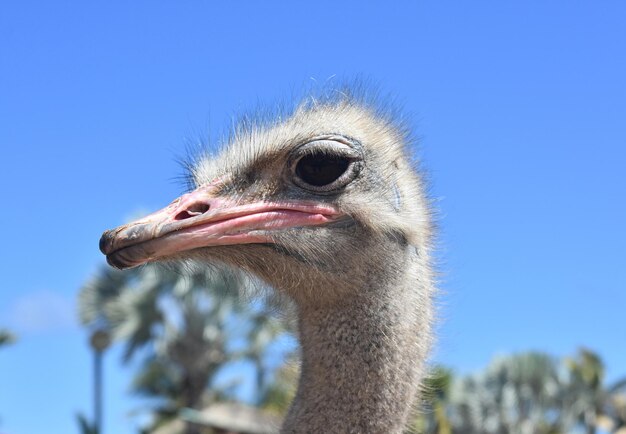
[100,93,435,434]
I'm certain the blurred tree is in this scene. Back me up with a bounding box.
[601,390,626,433]
[448,352,567,434]
[409,366,453,434]
[415,349,626,434]
[0,329,15,348]
[0,329,16,430]
[563,348,626,434]
[75,412,99,434]
[78,262,287,434]
[258,355,299,416]
[563,348,605,433]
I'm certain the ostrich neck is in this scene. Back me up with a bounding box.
[281,255,432,434]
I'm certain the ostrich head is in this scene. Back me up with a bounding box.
[100,94,435,433]
[100,97,431,304]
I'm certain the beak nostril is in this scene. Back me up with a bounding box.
[175,202,211,220]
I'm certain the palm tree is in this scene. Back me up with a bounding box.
[0,329,16,432]
[563,348,626,434]
[258,355,299,417]
[78,262,287,433]
[0,329,15,348]
[448,352,567,434]
[410,366,454,434]
[601,389,626,433]
[432,349,626,434]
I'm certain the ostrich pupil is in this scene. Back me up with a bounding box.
[296,154,350,187]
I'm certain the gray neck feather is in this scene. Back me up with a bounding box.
[281,248,432,434]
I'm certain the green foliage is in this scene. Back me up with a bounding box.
[418,366,454,434]
[78,262,288,431]
[0,329,16,347]
[412,349,626,434]
[75,412,98,434]
[258,356,299,415]
[566,348,604,389]
[422,366,453,403]
[449,352,562,433]
[77,265,626,433]
[0,328,17,431]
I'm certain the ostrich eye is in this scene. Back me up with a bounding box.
[290,138,363,192]
[295,153,350,187]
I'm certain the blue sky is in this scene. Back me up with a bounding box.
[1,1,625,433]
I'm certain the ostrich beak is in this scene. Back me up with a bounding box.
[99,184,340,269]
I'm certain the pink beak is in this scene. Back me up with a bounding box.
[99,183,340,269]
